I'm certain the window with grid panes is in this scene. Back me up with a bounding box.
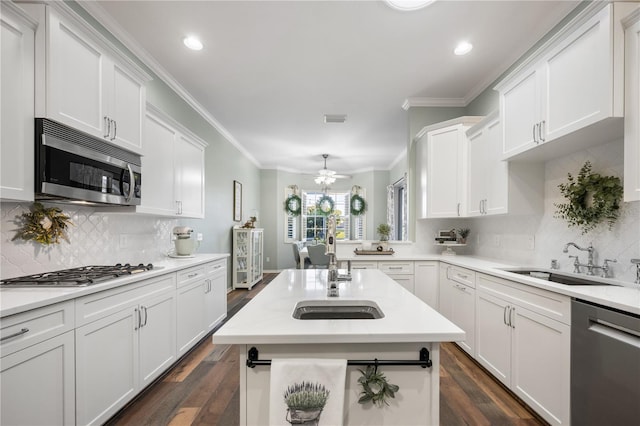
[301,191,351,241]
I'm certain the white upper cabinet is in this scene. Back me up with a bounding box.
[175,133,206,218]
[415,117,483,219]
[466,112,544,217]
[624,9,640,202]
[1,4,35,202]
[467,112,508,216]
[37,5,150,153]
[498,3,634,161]
[139,105,207,218]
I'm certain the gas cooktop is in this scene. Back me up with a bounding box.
[0,264,156,288]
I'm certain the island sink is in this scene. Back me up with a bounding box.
[292,299,384,319]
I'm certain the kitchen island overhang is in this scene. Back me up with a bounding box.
[213,269,464,425]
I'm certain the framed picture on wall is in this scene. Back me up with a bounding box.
[233,180,242,222]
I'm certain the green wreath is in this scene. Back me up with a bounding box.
[554,161,623,234]
[316,195,335,216]
[350,194,367,216]
[284,194,302,217]
[357,365,399,407]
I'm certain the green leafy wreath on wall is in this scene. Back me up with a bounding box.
[554,161,623,234]
[284,194,302,217]
[350,194,367,216]
[316,195,335,216]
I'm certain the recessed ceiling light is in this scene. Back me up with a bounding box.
[454,41,473,56]
[385,0,435,11]
[183,36,203,51]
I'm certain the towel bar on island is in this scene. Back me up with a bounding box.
[246,346,433,369]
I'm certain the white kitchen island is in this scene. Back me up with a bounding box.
[213,269,464,426]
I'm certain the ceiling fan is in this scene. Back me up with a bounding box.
[314,154,350,186]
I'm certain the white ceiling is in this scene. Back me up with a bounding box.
[88,0,579,175]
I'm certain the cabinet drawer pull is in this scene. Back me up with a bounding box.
[388,266,403,270]
[539,120,545,142]
[503,306,509,326]
[187,273,199,279]
[1,327,29,342]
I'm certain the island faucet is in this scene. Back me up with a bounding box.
[326,215,339,296]
[563,242,596,275]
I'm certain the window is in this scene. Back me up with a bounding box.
[285,188,366,242]
[387,175,408,240]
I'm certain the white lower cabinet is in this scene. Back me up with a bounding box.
[438,264,476,356]
[205,260,228,332]
[476,273,570,426]
[75,275,176,426]
[378,261,414,293]
[414,261,439,308]
[177,259,228,356]
[1,301,75,426]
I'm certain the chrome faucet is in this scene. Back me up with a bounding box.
[326,215,339,296]
[563,242,596,275]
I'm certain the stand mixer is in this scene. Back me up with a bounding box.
[171,226,199,257]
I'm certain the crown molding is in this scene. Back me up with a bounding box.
[76,0,261,168]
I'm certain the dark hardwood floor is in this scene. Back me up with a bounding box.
[107,273,547,426]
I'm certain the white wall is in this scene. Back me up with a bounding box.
[416,138,640,283]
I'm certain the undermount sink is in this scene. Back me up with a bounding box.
[292,300,384,320]
[501,268,617,286]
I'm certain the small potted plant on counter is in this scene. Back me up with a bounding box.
[376,223,391,251]
[457,228,470,244]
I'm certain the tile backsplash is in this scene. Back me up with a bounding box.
[417,139,640,284]
[1,202,177,279]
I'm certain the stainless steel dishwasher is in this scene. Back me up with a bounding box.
[571,299,640,425]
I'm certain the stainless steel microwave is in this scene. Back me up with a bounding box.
[35,118,141,205]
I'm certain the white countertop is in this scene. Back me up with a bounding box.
[341,253,640,315]
[213,268,465,345]
[0,254,229,318]
[437,256,640,316]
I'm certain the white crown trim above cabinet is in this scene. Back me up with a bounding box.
[496,2,635,162]
[0,3,36,202]
[137,104,207,218]
[624,9,640,202]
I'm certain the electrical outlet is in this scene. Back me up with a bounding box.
[266,257,270,263]
[196,233,203,241]
[493,234,501,247]
[119,234,129,249]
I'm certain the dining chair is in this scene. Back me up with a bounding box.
[307,244,330,269]
[292,242,312,269]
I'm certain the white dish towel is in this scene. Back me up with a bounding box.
[269,358,347,426]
